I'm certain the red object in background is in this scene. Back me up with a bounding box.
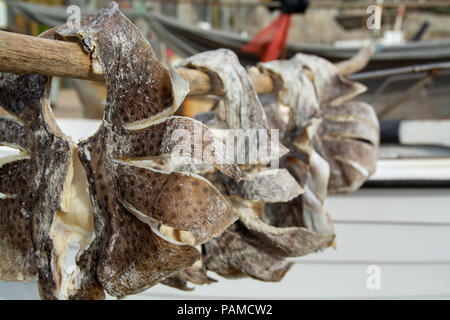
[242,13,291,62]
[166,48,175,58]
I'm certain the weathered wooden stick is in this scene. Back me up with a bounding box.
[249,72,275,95]
[177,68,275,95]
[175,68,217,95]
[0,30,103,81]
[0,30,374,96]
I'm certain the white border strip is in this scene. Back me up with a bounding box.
[370,158,450,181]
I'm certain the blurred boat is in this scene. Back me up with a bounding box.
[140,12,450,69]
[7,2,450,69]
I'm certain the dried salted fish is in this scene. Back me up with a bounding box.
[259,61,333,235]
[172,49,334,287]
[0,73,74,296]
[290,53,367,107]
[0,3,241,300]
[259,54,379,194]
[180,49,268,130]
[203,223,294,282]
[317,100,379,193]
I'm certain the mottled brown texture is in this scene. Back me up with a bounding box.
[77,130,201,298]
[259,54,379,194]
[259,61,319,139]
[1,3,243,300]
[288,120,334,235]
[162,271,194,291]
[204,223,293,282]
[231,198,334,258]
[213,168,303,203]
[115,163,235,245]
[52,3,239,299]
[0,71,72,298]
[289,53,367,107]
[163,266,216,291]
[318,101,379,193]
[177,49,328,286]
[111,116,241,181]
[259,59,335,236]
[56,13,174,126]
[180,49,268,130]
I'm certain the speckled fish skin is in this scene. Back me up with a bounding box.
[0,3,241,300]
[285,54,378,193]
[180,49,291,168]
[162,265,217,291]
[317,100,379,193]
[0,71,72,297]
[180,49,290,167]
[51,3,241,299]
[288,119,334,235]
[210,168,303,203]
[295,54,379,193]
[258,59,319,138]
[180,49,268,130]
[229,197,334,257]
[290,53,367,107]
[259,60,334,236]
[174,49,335,286]
[203,223,294,282]
[259,54,379,194]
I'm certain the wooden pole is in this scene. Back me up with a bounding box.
[175,68,215,95]
[0,30,103,81]
[0,30,374,96]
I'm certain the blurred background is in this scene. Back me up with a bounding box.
[2,0,450,121]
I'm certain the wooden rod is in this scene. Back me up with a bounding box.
[249,72,275,95]
[0,30,103,81]
[0,30,374,96]
[175,68,214,95]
